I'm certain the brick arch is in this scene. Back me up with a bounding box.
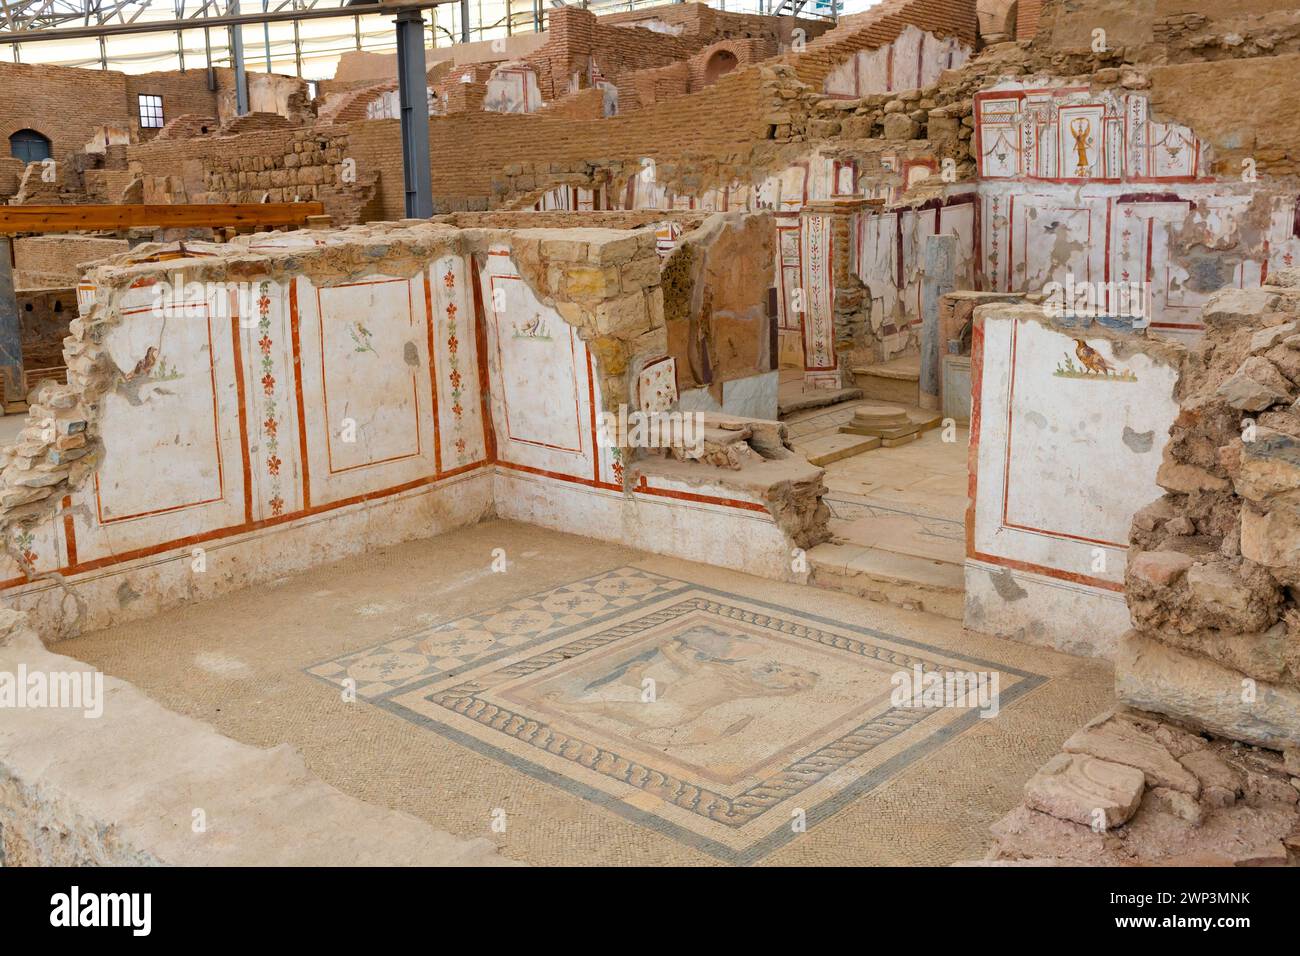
[687,38,774,93]
[0,118,59,160]
[703,49,739,86]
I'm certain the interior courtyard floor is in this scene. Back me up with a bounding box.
[56,518,1112,866]
[787,397,967,571]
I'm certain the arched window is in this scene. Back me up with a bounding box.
[9,129,52,163]
[703,50,739,86]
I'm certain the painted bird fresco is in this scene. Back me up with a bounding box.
[514,313,548,339]
[1072,338,1114,376]
[128,346,159,380]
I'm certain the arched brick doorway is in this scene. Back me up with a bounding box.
[9,129,52,163]
[703,50,738,86]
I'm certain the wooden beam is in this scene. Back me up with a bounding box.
[0,203,327,235]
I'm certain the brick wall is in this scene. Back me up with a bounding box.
[0,156,24,197]
[125,70,222,136]
[117,0,975,221]
[0,60,306,165]
[780,0,978,87]
[0,62,131,160]
[1017,0,1045,39]
[13,236,130,287]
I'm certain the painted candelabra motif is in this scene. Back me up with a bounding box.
[443,266,470,466]
[256,281,286,516]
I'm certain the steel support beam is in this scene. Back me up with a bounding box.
[395,9,433,219]
[264,0,274,70]
[230,1,249,115]
[0,2,449,45]
[459,0,469,42]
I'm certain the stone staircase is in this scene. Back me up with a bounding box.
[806,501,966,619]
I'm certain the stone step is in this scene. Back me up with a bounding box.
[852,355,921,405]
[844,402,910,431]
[806,541,964,620]
[797,432,881,466]
[777,383,863,417]
[838,404,944,448]
[700,425,751,446]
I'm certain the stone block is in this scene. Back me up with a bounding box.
[1128,549,1195,588]
[1023,752,1145,829]
[1201,289,1281,331]
[882,113,919,140]
[1240,500,1300,569]
[1156,460,1230,493]
[1235,428,1300,501]
[1062,713,1200,794]
[1217,356,1294,410]
[1116,630,1300,750]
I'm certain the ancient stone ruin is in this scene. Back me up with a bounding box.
[0,0,1297,879]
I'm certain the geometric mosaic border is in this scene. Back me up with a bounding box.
[306,567,1048,865]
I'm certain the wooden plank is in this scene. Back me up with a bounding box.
[0,203,326,234]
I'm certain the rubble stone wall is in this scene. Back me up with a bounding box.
[1120,272,1300,751]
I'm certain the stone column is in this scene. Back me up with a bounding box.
[920,234,958,410]
[798,197,881,390]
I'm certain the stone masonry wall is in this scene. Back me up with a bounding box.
[1120,272,1300,751]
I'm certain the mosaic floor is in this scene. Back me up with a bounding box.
[62,519,1114,866]
[308,566,1044,863]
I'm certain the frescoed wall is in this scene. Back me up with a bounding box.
[1,220,798,637]
[824,24,971,98]
[856,193,977,359]
[485,65,542,114]
[971,80,1300,344]
[965,304,1181,658]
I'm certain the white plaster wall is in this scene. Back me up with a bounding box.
[10,471,495,639]
[964,309,1180,658]
[494,469,792,581]
[964,557,1131,659]
[823,25,971,97]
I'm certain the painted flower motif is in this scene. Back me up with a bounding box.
[454,437,466,455]
[449,369,462,390]
[446,302,457,320]
[443,269,455,290]
[452,402,463,417]
[14,530,37,567]
[447,334,458,354]
[255,279,288,520]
